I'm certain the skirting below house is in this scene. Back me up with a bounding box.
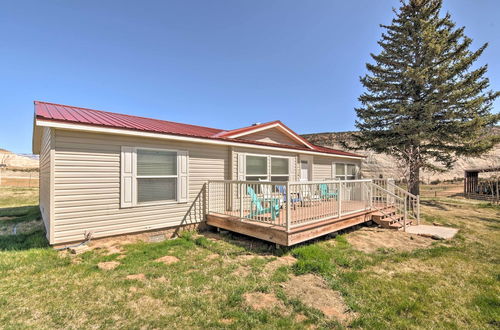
[52,221,209,249]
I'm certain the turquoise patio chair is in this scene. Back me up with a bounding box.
[246,186,280,220]
[319,183,338,200]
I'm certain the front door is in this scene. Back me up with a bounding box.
[300,159,310,181]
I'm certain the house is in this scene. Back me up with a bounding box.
[32,101,418,246]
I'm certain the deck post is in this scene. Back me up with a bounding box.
[206,181,210,217]
[416,195,420,225]
[403,198,407,232]
[286,181,291,232]
[369,181,373,209]
[239,183,244,220]
[338,181,342,218]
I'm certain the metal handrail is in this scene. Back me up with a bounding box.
[387,181,418,199]
[369,181,408,231]
[386,181,420,224]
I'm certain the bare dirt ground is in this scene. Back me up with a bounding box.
[346,227,434,253]
[263,255,297,274]
[243,292,285,311]
[283,274,356,323]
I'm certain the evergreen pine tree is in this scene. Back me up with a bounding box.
[354,0,499,195]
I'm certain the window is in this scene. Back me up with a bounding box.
[245,155,268,181]
[137,149,177,203]
[335,163,357,180]
[244,155,290,182]
[121,146,188,207]
[271,157,289,181]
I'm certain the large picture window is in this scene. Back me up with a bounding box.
[137,149,178,203]
[245,155,290,182]
[335,163,357,180]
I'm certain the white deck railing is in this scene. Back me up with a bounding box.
[207,179,382,231]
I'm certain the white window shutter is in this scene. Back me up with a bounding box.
[237,153,246,181]
[332,162,336,180]
[121,146,135,208]
[289,157,295,181]
[177,151,189,203]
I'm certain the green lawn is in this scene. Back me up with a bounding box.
[0,185,498,328]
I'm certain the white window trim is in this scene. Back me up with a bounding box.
[333,162,358,180]
[121,146,188,208]
[243,153,292,182]
[136,147,178,206]
[245,154,268,181]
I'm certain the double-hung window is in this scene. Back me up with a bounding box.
[270,157,289,181]
[121,146,188,207]
[245,155,268,181]
[136,149,177,203]
[334,163,357,180]
[244,155,290,182]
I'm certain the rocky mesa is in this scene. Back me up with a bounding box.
[303,127,500,182]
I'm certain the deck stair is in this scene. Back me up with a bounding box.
[371,208,412,229]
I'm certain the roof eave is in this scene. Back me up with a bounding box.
[34,119,365,159]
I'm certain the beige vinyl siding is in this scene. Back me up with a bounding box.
[39,127,53,240]
[312,157,363,181]
[240,127,302,147]
[312,156,334,181]
[52,129,229,244]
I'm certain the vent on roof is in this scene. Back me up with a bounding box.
[252,122,261,126]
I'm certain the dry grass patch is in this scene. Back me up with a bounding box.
[97,261,120,270]
[346,227,434,253]
[219,318,234,325]
[263,255,297,274]
[155,255,180,265]
[232,265,251,277]
[283,274,356,324]
[243,292,285,311]
[205,253,219,260]
[126,273,146,281]
[127,296,178,317]
[366,259,443,278]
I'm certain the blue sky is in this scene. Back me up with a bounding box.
[1,0,498,154]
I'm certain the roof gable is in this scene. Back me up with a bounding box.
[214,121,315,149]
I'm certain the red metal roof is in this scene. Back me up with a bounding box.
[35,101,363,158]
[214,120,282,137]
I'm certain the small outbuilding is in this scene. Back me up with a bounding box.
[464,167,500,202]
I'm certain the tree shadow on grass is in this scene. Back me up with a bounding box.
[420,200,448,211]
[0,229,49,251]
[0,205,48,251]
[0,205,40,225]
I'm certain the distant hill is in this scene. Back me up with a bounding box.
[303,127,500,182]
[0,149,39,169]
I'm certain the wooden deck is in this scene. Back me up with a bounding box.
[206,200,382,246]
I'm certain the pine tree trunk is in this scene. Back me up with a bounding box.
[408,163,420,196]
